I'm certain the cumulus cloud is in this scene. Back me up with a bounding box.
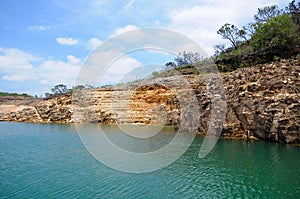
[111,25,138,37]
[0,48,38,71]
[100,56,142,85]
[0,48,40,81]
[71,49,143,86]
[67,55,81,64]
[56,37,78,45]
[38,58,81,86]
[86,37,103,50]
[27,25,54,31]
[0,48,80,87]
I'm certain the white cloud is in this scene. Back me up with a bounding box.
[86,37,103,50]
[28,25,54,31]
[0,48,40,81]
[2,73,36,82]
[67,55,81,64]
[56,37,78,45]
[0,47,80,87]
[108,56,141,74]
[40,79,51,85]
[109,25,146,46]
[111,25,138,37]
[167,0,285,55]
[100,56,142,84]
[38,59,80,86]
[0,48,38,71]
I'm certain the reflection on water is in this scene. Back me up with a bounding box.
[101,124,177,153]
[0,122,299,198]
[76,124,195,173]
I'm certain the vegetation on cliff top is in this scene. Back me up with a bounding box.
[214,0,300,72]
[0,91,32,97]
[44,84,95,98]
[150,1,300,79]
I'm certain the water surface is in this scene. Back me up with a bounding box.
[1,122,299,198]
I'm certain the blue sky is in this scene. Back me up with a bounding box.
[0,0,290,96]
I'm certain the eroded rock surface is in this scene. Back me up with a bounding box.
[0,58,299,144]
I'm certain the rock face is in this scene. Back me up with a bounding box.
[0,95,72,123]
[0,58,299,144]
[223,58,300,144]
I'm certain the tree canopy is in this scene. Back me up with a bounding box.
[254,5,282,23]
[51,84,69,95]
[251,13,300,51]
[217,23,240,49]
[165,51,202,69]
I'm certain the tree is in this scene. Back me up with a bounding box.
[51,84,69,95]
[85,84,94,89]
[214,44,226,55]
[242,22,258,38]
[254,5,281,23]
[174,51,202,67]
[165,61,177,69]
[286,0,300,28]
[72,85,85,91]
[251,14,300,51]
[45,92,51,98]
[217,23,240,48]
[237,29,248,42]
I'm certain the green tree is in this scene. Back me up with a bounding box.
[214,44,226,55]
[72,85,86,91]
[51,84,69,95]
[242,22,257,36]
[237,29,248,42]
[174,51,202,67]
[286,0,300,28]
[45,92,51,98]
[165,61,177,69]
[254,5,282,23]
[85,84,94,89]
[217,23,240,48]
[251,13,300,51]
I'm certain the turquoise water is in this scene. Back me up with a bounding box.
[1,122,299,198]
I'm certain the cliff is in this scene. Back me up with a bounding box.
[0,58,299,144]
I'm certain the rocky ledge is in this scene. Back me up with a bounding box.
[0,58,299,144]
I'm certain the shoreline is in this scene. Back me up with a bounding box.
[1,121,299,147]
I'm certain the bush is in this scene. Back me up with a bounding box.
[251,14,300,52]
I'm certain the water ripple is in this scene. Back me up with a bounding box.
[1,123,299,198]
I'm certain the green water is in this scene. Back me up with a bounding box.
[0,122,299,198]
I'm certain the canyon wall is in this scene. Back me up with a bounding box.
[0,58,299,144]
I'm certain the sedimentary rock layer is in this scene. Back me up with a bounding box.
[0,58,299,144]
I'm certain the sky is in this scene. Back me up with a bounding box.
[0,0,290,96]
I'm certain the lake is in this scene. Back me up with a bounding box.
[1,122,299,198]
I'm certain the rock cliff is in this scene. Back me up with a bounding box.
[0,58,299,144]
